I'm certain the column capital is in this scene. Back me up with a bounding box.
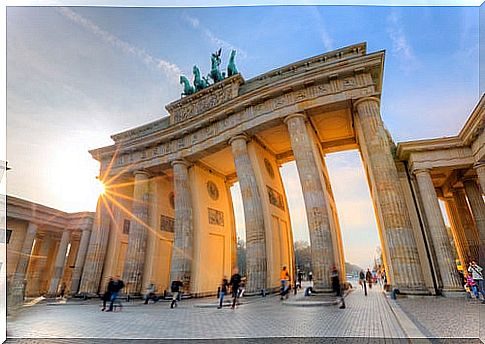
[473,161,485,169]
[353,96,380,110]
[462,175,477,184]
[228,134,249,146]
[412,167,431,176]
[283,113,307,125]
[170,159,191,168]
[133,169,151,178]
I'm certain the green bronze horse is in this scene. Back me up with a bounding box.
[193,65,209,91]
[208,48,225,83]
[180,75,195,96]
[227,50,238,77]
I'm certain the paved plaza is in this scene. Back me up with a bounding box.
[6,286,484,343]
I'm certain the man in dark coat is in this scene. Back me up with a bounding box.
[229,268,242,309]
[106,275,125,312]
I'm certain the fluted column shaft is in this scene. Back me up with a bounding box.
[284,114,335,290]
[48,230,71,295]
[444,197,472,270]
[8,223,37,306]
[474,162,485,195]
[70,229,91,294]
[29,235,52,295]
[79,197,111,294]
[414,170,462,292]
[452,188,480,263]
[169,160,194,292]
[229,136,267,293]
[122,171,150,294]
[354,97,426,293]
[463,179,485,267]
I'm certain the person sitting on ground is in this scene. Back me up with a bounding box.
[144,283,158,304]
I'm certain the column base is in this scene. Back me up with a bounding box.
[441,289,467,298]
[391,285,431,296]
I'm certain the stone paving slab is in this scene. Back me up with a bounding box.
[4,338,484,344]
[396,295,483,340]
[7,287,406,340]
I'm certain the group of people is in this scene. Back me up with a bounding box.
[217,268,243,309]
[463,261,485,303]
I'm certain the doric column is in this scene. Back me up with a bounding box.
[29,235,52,296]
[48,230,71,296]
[169,160,194,292]
[354,97,427,293]
[444,197,472,270]
[229,135,267,293]
[414,169,462,293]
[123,170,150,294]
[473,162,485,194]
[79,197,111,294]
[284,113,335,291]
[452,188,480,263]
[8,223,37,307]
[463,178,485,267]
[70,229,91,294]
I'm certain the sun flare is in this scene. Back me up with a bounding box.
[95,178,106,196]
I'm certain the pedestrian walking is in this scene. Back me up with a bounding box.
[468,261,485,303]
[366,268,373,290]
[229,268,242,309]
[280,266,290,300]
[359,270,367,296]
[217,277,228,309]
[101,277,113,311]
[297,270,303,289]
[308,271,313,283]
[170,279,184,308]
[106,275,125,312]
[465,274,479,299]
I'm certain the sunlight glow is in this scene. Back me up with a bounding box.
[95,178,106,196]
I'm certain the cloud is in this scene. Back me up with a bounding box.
[387,10,418,70]
[56,7,182,83]
[308,7,333,51]
[182,13,248,59]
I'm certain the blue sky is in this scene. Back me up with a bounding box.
[6,4,480,268]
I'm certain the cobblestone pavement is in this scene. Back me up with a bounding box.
[5,285,483,343]
[396,295,484,340]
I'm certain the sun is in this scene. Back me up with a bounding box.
[95,178,106,196]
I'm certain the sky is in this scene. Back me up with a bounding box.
[5,4,481,268]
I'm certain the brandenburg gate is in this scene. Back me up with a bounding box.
[46,42,482,298]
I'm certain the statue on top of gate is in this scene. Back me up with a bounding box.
[179,48,239,98]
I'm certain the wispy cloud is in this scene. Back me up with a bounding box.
[387,10,418,70]
[56,7,182,83]
[308,7,333,51]
[182,13,248,59]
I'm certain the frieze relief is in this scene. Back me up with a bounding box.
[267,185,285,210]
[103,74,372,175]
[208,208,224,226]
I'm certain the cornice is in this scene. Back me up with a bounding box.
[90,49,384,162]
